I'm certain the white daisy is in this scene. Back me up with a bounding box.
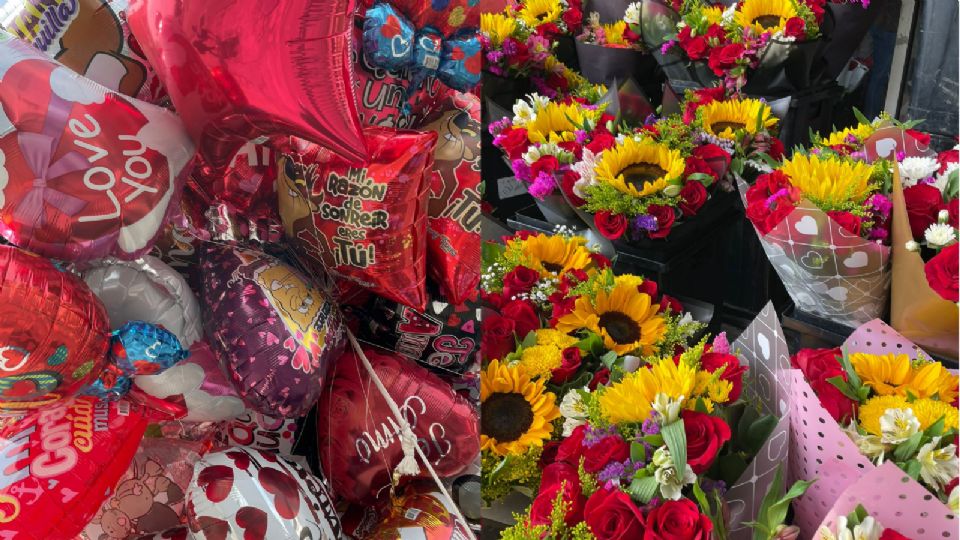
[924,223,957,247]
[899,156,940,186]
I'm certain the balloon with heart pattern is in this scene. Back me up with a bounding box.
[0,245,110,413]
[125,0,366,171]
[199,243,346,418]
[357,0,480,36]
[187,447,342,540]
[0,396,151,540]
[0,33,195,262]
[317,345,479,503]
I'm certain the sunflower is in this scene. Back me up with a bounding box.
[481,12,517,47]
[859,395,959,437]
[507,233,595,279]
[734,0,799,36]
[481,360,560,456]
[555,282,666,355]
[599,359,699,423]
[523,101,598,144]
[703,6,724,25]
[819,122,876,148]
[594,137,686,199]
[698,98,778,141]
[851,353,960,401]
[517,0,562,28]
[780,153,876,208]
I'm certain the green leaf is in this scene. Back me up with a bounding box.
[600,350,618,369]
[745,415,778,455]
[693,481,728,540]
[687,172,716,186]
[894,432,924,462]
[738,406,759,448]
[642,434,665,447]
[694,397,710,413]
[629,476,660,504]
[520,330,538,349]
[751,465,784,540]
[755,151,780,169]
[904,459,922,480]
[630,441,647,464]
[482,241,504,266]
[924,415,946,438]
[712,489,730,540]
[717,453,749,485]
[837,347,862,389]
[827,376,862,402]
[662,419,687,476]
[853,107,871,126]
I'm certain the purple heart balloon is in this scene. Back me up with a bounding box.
[200,243,345,417]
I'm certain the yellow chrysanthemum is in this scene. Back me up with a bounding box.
[780,153,876,207]
[481,360,560,456]
[507,233,595,279]
[524,101,597,144]
[599,359,699,423]
[534,328,579,349]
[820,123,876,148]
[602,21,628,45]
[852,353,959,401]
[481,12,517,47]
[698,98,779,141]
[517,0,562,28]
[734,0,799,36]
[594,137,686,198]
[518,345,563,379]
[859,395,959,437]
[555,282,666,355]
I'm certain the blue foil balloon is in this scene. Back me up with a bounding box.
[83,321,188,400]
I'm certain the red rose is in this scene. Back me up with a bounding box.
[510,40,531,66]
[768,137,785,160]
[878,529,913,540]
[704,23,725,42]
[637,279,658,299]
[497,127,529,160]
[549,293,578,326]
[643,499,712,540]
[546,71,570,92]
[586,132,617,154]
[530,155,560,179]
[827,210,863,236]
[595,211,629,240]
[556,424,586,465]
[539,461,582,495]
[938,149,958,174]
[947,198,959,228]
[784,17,806,39]
[540,440,561,467]
[906,129,931,147]
[681,410,732,473]
[679,181,708,216]
[659,294,683,315]
[562,8,583,31]
[501,299,540,340]
[790,347,842,382]
[925,243,959,302]
[530,462,584,527]
[582,435,630,473]
[481,290,505,310]
[745,171,798,235]
[708,43,745,76]
[481,312,516,361]
[584,487,646,540]
[903,184,944,239]
[560,170,586,207]
[678,26,709,60]
[534,22,561,38]
[591,253,612,269]
[502,265,540,298]
[700,351,747,402]
[552,346,583,384]
[589,368,611,390]
[646,205,676,239]
[692,143,731,180]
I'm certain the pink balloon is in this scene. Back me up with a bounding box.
[126,0,367,169]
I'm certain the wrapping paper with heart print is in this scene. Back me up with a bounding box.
[82,437,206,540]
[187,447,341,540]
[4,0,168,105]
[0,34,194,261]
[0,397,150,540]
[814,461,955,540]
[720,302,794,540]
[737,178,891,328]
[214,410,299,457]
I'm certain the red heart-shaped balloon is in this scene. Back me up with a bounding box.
[258,468,301,519]
[197,465,234,503]
[235,506,268,540]
[317,346,479,503]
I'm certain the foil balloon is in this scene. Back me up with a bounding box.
[0,245,109,413]
[0,33,194,261]
[135,340,247,422]
[367,487,473,540]
[357,0,480,35]
[4,0,168,104]
[190,140,280,223]
[214,409,300,456]
[130,526,191,540]
[277,127,437,310]
[125,0,366,170]
[0,396,151,539]
[83,437,205,540]
[187,447,342,540]
[423,92,481,305]
[82,321,188,401]
[82,255,203,347]
[317,346,479,503]
[199,243,346,418]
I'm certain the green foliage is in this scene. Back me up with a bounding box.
[582,182,680,217]
[500,488,598,540]
[662,419,688,477]
[482,448,544,503]
[745,465,815,540]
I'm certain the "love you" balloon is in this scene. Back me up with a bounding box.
[317,346,478,503]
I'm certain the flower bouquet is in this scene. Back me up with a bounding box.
[816,502,939,540]
[740,147,894,327]
[574,5,661,85]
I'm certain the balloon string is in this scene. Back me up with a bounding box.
[344,329,477,540]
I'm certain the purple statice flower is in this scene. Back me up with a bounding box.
[711,332,730,354]
[867,193,893,218]
[528,172,556,199]
[574,130,589,144]
[486,50,505,65]
[512,159,532,182]
[634,214,658,232]
[501,38,518,56]
[868,226,889,242]
[641,416,661,437]
[765,188,792,209]
[699,478,728,496]
[810,147,822,155]
[850,150,867,160]
[661,40,676,55]
[597,460,628,483]
[488,117,511,136]
[643,113,658,126]
[846,133,859,145]
[583,424,619,447]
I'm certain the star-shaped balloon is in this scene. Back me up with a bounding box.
[126,0,366,168]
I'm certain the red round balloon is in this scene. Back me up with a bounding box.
[0,245,110,413]
[367,487,473,540]
[277,127,437,310]
[0,396,150,540]
[317,346,478,503]
[0,38,195,261]
[126,0,367,169]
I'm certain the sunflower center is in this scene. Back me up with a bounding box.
[620,162,667,188]
[542,261,564,273]
[712,121,746,134]
[598,311,642,345]
[481,392,534,443]
[752,15,783,29]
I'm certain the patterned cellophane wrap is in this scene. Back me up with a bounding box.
[737,178,891,328]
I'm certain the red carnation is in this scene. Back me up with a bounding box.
[784,17,806,39]
[708,43,745,77]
